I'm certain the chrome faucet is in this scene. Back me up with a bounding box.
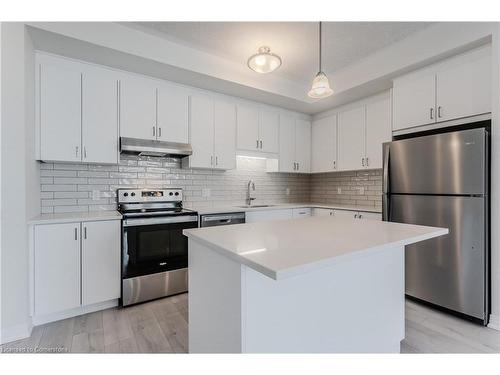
[246,180,256,206]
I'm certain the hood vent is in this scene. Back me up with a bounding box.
[120,137,192,158]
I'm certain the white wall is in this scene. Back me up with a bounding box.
[0,23,35,344]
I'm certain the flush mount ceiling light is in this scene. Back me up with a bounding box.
[308,22,333,99]
[247,46,282,74]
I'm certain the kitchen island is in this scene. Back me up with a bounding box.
[183,216,447,353]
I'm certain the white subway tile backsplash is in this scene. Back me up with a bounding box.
[39,156,381,213]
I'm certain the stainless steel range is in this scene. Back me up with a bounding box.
[118,188,198,306]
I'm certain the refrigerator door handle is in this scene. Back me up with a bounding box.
[382,142,390,194]
[382,194,389,222]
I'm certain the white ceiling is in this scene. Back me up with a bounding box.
[134,22,433,84]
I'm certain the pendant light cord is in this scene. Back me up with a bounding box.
[319,21,322,73]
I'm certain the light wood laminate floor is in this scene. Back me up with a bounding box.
[2,296,499,353]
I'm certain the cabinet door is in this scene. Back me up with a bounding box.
[39,61,82,162]
[334,209,357,219]
[157,84,189,143]
[81,67,119,164]
[214,100,236,170]
[279,115,296,173]
[34,223,81,315]
[338,107,365,171]
[82,221,121,305]
[436,48,491,122]
[312,208,334,217]
[365,96,391,169]
[259,111,280,153]
[311,115,337,173]
[120,75,157,140]
[292,207,312,218]
[393,73,436,130]
[357,212,382,221]
[236,105,260,151]
[245,209,293,223]
[295,119,311,173]
[189,95,214,169]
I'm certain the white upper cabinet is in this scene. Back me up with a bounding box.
[82,66,119,164]
[311,115,337,173]
[157,84,189,143]
[337,106,366,171]
[37,54,119,164]
[236,105,280,154]
[279,115,296,173]
[436,47,491,122]
[39,59,82,163]
[188,95,214,169]
[259,110,280,153]
[214,99,237,170]
[119,75,157,140]
[393,72,436,131]
[365,95,391,169]
[236,105,260,151]
[185,95,236,170]
[295,119,311,173]
[393,45,491,131]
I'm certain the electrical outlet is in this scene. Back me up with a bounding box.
[285,188,290,196]
[92,190,100,201]
[202,188,211,198]
[337,187,342,194]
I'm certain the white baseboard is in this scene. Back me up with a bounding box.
[32,299,118,326]
[0,320,33,345]
[488,313,500,331]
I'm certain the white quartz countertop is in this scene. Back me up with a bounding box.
[191,202,382,215]
[184,216,448,280]
[28,210,122,225]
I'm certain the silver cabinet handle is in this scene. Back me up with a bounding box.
[366,157,369,167]
[437,106,442,118]
[297,162,299,171]
[74,227,78,240]
[153,126,156,137]
[75,146,79,158]
[83,147,87,159]
[358,214,363,219]
[362,158,365,167]
[430,107,434,120]
[158,127,162,138]
[354,213,358,219]
[333,160,336,169]
[260,140,263,149]
[84,226,87,239]
[215,156,218,165]
[256,140,259,149]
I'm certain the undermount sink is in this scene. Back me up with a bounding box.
[236,204,275,208]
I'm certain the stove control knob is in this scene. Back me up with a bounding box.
[169,192,174,196]
[175,192,179,196]
[123,193,128,197]
[131,192,135,197]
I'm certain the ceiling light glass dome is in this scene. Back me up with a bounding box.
[247,46,282,74]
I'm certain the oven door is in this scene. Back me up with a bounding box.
[122,215,198,279]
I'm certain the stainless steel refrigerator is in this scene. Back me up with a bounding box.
[382,127,489,324]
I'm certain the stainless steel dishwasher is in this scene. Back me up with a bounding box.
[200,212,246,227]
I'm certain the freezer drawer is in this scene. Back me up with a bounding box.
[390,194,486,320]
[388,128,486,195]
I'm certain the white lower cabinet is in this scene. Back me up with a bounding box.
[34,220,121,318]
[82,221,121,305]
[292,207,312,218]
[245,209,293,223]
[312,208,334,217]
[312,208,381,221]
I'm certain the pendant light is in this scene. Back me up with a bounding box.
[308,22,333,99]
[248,46,282,74]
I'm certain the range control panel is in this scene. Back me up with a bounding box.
[118,189,183,203]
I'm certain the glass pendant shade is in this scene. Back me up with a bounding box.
[308,71,333,99]
[247,46,282,74]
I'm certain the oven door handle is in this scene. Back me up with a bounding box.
[123,215,198,227]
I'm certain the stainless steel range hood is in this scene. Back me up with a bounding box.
[120,137,192,158]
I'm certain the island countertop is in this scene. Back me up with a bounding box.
[184,216,448,280]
